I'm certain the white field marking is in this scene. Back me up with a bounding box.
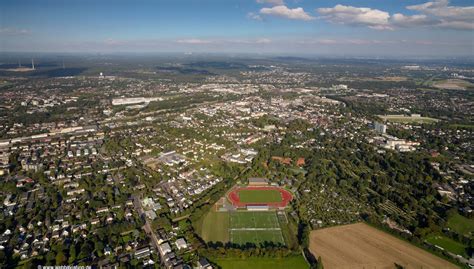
[252,212,257,228]
[229,228,282,231]
[279,230,285,243]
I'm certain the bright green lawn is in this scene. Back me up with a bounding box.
[198,211,288,245]
[230,230,285,245]
[211,256,309,269]
[447,213,474,237]
[230,211,284,245]
[426,234,467,257]
[238,190,282,203]
[230,211,280,229]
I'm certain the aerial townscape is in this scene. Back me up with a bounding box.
[0,0,473,269]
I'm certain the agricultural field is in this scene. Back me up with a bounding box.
[238,189,283,203]
[197,210,286,246]
[210,256,309,269]
[447,213,474,237]
[378,114,439,124]
[309,223,457,269]
[426,234,467,257]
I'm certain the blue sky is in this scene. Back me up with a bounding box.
[1,0,473,56]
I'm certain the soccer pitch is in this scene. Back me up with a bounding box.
[229,211,285,245]
[238,189,283,203]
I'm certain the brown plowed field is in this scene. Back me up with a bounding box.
[309,223,458,269]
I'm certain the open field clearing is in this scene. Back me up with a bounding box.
[376,76,408,81]
[336,76,408,82]
[447,213,474,237]
[198,210,230,243]
[309,223,457,269]
[378,114,439,123]
[426,234,467,257]
[433,79,474,90]
[211,256,309,269]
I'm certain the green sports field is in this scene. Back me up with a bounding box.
[211,256,309,269]
[197,210,286,245]
[230,211,280,229]
[230,211,284,245]
[238,189,282,203]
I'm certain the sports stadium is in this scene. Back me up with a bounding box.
[226,178,293,210]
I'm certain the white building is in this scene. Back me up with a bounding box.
[158,242,172,256]
[374,122,387,134]
[175,238,188,250]
[111,97,161,106]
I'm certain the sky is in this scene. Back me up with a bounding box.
[0,0,473,57]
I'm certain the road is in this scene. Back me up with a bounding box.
[132,195,161,254]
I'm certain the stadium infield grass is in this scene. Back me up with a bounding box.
[238,189,282,203]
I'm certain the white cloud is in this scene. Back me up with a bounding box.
[256,0,284,6]
[247,12,262,21]
[317,5,392,30]
[260,5,314,21]
[298,38,398,45]
[407,0,472,20]
[256,38,272,44]
[0,27,30,35]
[438,20,474,30]
[174,38,272,45]
[316,1,473,30]
[295,38,464,47]
[104,38,126,46]
[176,39,212,44]
[406,0,474,30]
[391,13,433,27]
[313,39,339,45]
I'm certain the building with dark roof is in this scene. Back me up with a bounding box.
[248,177,268,186]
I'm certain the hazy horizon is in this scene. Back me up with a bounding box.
[1,0,473,57]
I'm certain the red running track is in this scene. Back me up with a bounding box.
[227,186,293,208]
